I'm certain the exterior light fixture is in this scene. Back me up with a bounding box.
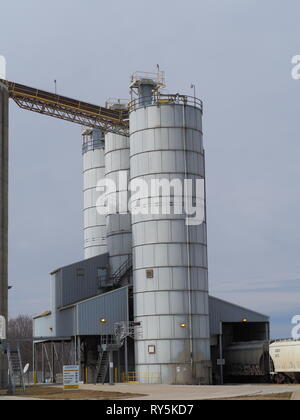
[148,345,156,355]
[180,323,188,328]
[242,318,248,323]
[100,318,108,324]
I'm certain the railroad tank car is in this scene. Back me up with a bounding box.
[224,341,270,380]
[269,340,300,383]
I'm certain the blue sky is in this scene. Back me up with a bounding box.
[1,0,300,339]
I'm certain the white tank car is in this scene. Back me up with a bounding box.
[224,341,270,378]
[270,340,300,383]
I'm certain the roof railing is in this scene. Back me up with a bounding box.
[129,92,203,113]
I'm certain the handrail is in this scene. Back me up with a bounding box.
[129,93,203,113]
[111,255,132,286]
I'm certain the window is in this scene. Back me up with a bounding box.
[76,268,85,278]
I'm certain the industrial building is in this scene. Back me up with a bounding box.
[0,68,269,386]
[31,72,269,385]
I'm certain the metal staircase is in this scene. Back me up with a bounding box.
[98,255,132,290]
[95,343,109,384]
[6,344,25,393]
[111,255,132,288]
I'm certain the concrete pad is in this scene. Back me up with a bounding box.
[80,383,300,400]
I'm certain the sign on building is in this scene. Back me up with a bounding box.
[0,316,6,340]
[63,365,80,390]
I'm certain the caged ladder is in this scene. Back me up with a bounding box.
[6,343,25,394]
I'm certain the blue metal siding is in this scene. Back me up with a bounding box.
[56,307,76,337]
[52,253,109,309]
[77,287,129,335]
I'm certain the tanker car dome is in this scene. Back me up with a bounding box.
[0,56,6,80]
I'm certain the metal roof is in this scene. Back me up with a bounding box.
[209,296,269,336]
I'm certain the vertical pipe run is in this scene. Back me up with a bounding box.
[0,82,9,389]
[219,322,224,385]
[182,104,194,382]
[124,337,128,382]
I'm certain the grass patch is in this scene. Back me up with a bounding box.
[0,385,146,400]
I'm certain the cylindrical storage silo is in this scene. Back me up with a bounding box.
[105,132,132,275]
[130,94,211,385]
[82,129,107,259]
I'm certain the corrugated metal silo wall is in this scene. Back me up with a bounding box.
[105,132,132,274]
[83,130,107,259]
[130,102,210,385]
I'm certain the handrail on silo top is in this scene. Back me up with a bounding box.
[128,93,203,113]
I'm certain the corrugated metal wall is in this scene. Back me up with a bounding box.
[56,307,76,337]
[33,314,54,338]
[54,253,109,308]
[209,296,269,336]
[77,286,129,336]
[34,287,129,338]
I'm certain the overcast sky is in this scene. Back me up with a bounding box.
[1,0,300,338]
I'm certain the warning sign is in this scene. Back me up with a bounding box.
[63,365,80,390]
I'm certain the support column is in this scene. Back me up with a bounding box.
[0,82,9,389]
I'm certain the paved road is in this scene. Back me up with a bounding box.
[1,384,299,400]
[80,383,300,400]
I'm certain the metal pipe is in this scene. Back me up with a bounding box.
[219,322,224,385]
[182,104,194,382]
[42,343,45,383]
[32,341,37,385]
[0,82,9,389]
[109,350,114,386]
[124,337,128,382]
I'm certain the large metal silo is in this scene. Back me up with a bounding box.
[129,74,211,385]
[105,131,132,275]
[82,128,107,259]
